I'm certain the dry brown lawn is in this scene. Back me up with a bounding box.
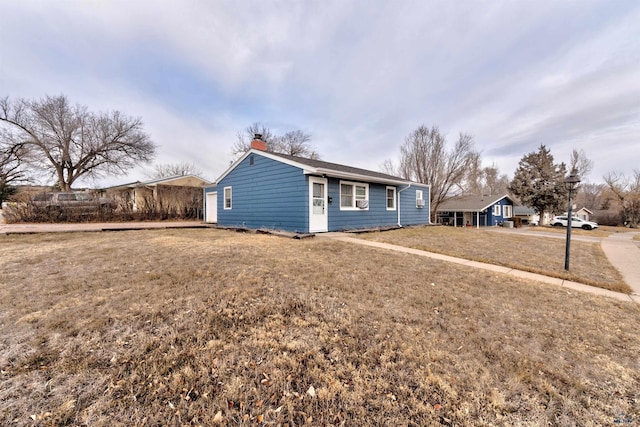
[359,226,630,294]
[1,229,639,426]
[527,225,612,238]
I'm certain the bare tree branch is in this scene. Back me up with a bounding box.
[396,125,477,222]
[603,169,640,227]
[0,95,156,190]
[231,122,318,159]
[145,162,204,180]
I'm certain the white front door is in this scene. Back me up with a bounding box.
[206,192,217,223]
[309,177,328,232]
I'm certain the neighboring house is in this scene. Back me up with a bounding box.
[513,205,553,226]
[105,175,211,217]
[436,194,515,227]
[563,207,593,222]
[203,137,430,233]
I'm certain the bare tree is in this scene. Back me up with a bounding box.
[482,164,511,196]
[145,162,204,180]
[603,170,640,228]
[231,122,318,159]
[574,182,607,211]
[396,125,477,221]
[0,140,29,204]
[569,148,593,180]
[272,130,319,158]
[379,159,398,176]
[0,95,156,191]
[232,122,276,157]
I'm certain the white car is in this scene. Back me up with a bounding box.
[550,216,598,230]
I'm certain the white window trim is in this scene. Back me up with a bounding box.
[493,204,501,216]
[339,180,369,211]
[416,189,423,208]
[503,205,512,218]
[224,186,232,210]
[386,186,396,211]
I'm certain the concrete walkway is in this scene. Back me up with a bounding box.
[601,232,640,296]
[319,232,640,305]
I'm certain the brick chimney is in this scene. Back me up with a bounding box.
[250,133,267,151]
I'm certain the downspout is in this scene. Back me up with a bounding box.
[397,183,412,227]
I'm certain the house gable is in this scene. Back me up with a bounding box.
[216,152,309,232]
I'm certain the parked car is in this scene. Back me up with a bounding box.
[549,216,599,230]
[31,192,116,212]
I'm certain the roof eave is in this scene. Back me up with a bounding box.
[308,168,411,185]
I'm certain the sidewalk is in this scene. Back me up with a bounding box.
[601,232,640,296]
[319,232,640,305]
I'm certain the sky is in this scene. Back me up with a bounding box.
[1,0,639,187]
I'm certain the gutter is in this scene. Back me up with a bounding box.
[397,183,412,226]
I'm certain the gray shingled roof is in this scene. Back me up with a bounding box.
[437,194,513,211]
[268,152,409,183]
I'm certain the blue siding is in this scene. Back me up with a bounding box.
[398,184,431,226]
[326,181,430,231]
[211,152,431,232]
[217,154,309,232]
[326,179,399,231]
[486,197,513,226]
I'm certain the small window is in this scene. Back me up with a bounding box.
[224,186,232,209]
[340,181,369,210]
[503,205,512,218]
[493,204,501,216]
[386,187,396,210]
[416,190,423,207]
[340,184,353,208]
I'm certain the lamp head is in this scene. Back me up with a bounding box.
[564,175,581,185]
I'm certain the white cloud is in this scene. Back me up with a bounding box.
[1,0,638,187]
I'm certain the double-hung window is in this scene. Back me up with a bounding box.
[503,205,512,218]
[386,186,396,210]
[493,204,501,216]
[224,186,232,209]
[340,181,368,210]
[416,189,424,208]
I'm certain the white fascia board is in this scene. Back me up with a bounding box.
[307,168,410,186]
[479,194,514,211]
[214,149,314,183]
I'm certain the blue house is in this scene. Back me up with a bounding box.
[436,194,515,227]
[203,137,430,233]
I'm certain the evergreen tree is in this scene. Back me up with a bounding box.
[509,145,568,225]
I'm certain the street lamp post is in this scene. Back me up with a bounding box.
[564,174,582,271]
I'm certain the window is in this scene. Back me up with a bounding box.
[503,205,512,218]
[416,190,423,207]
[224,186,232,209]
[340,181,368,210]
[386,187,396,210]
[493,204,501,216]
